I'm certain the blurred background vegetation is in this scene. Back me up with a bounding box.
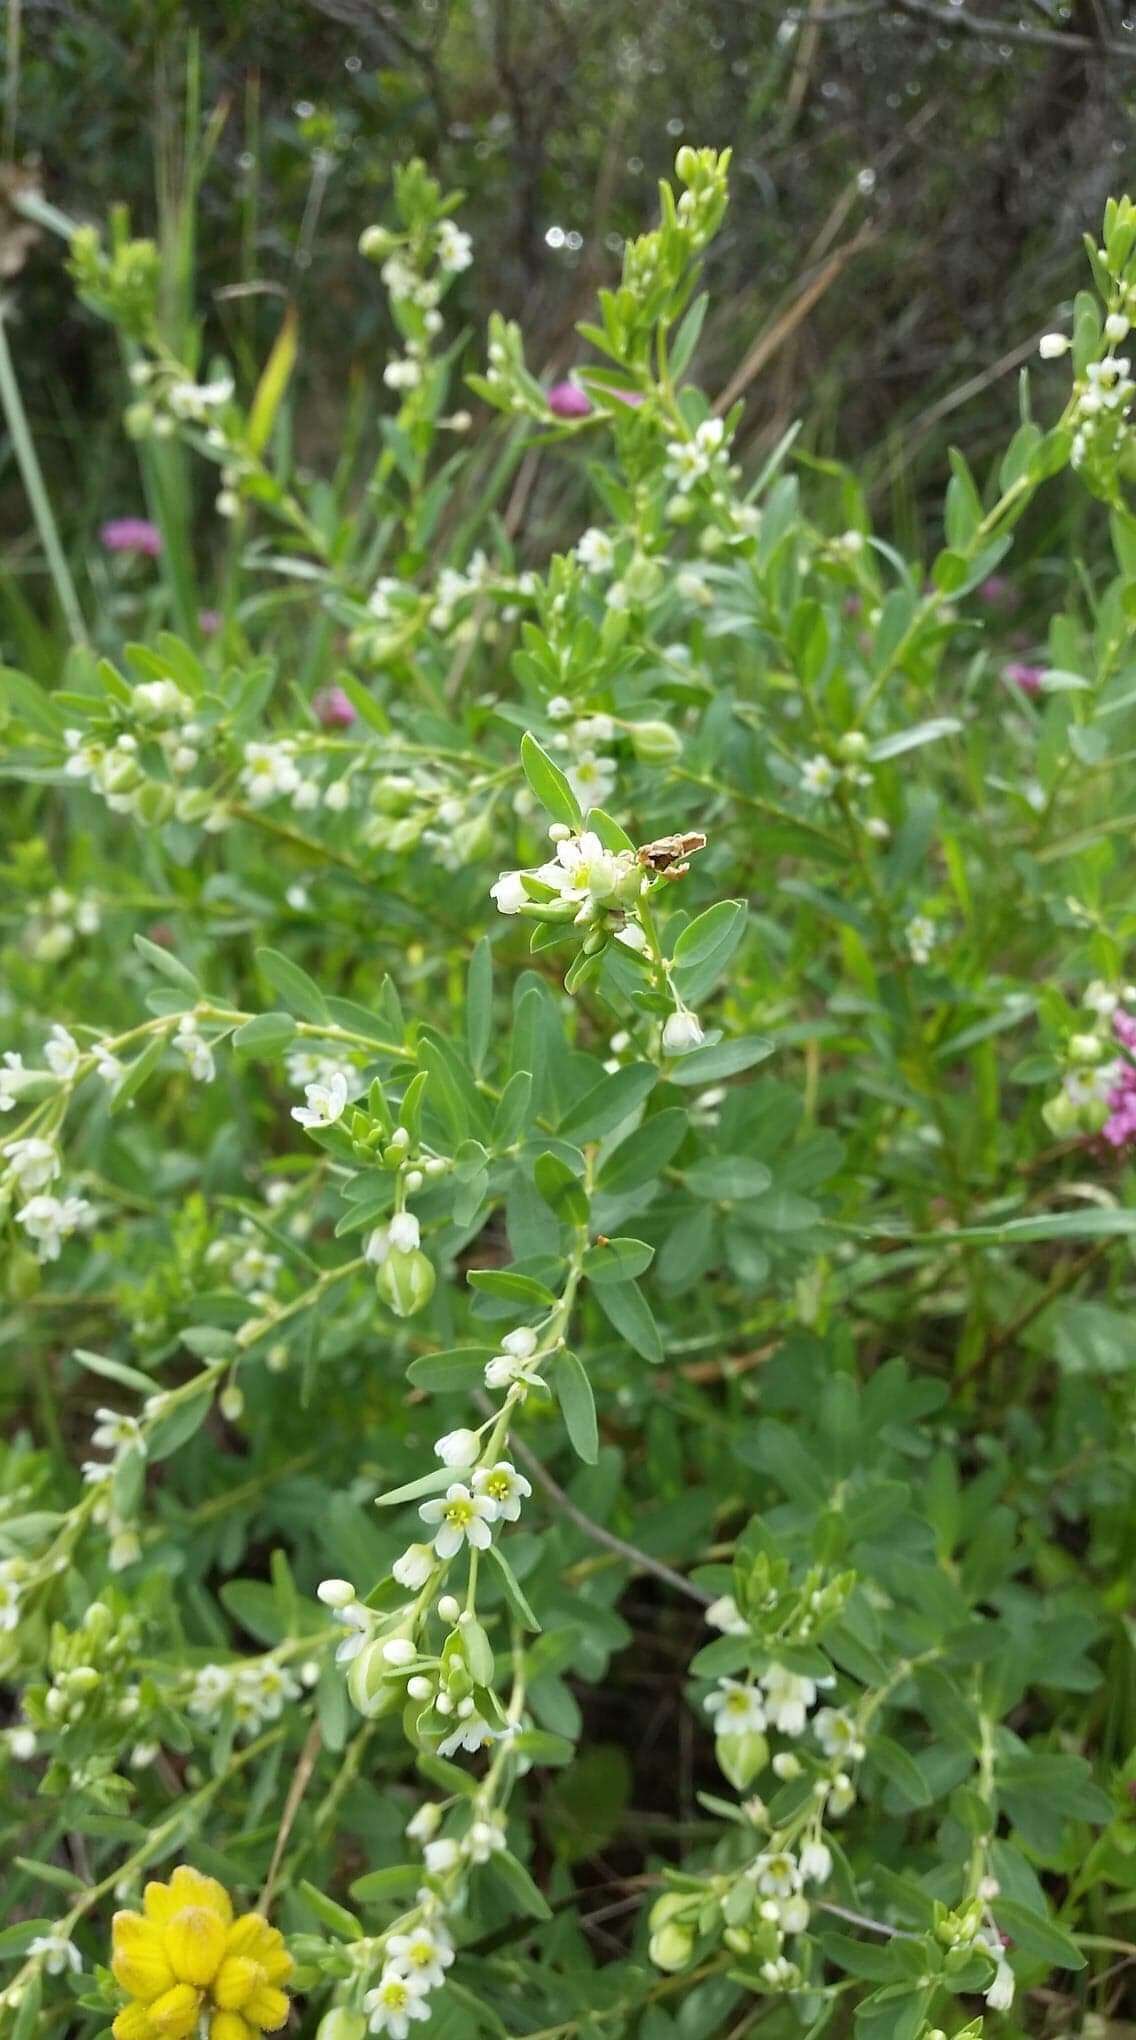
[2,0,1135,600]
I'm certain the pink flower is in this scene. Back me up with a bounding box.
[1103,1011,1136,1147]
[547,380,592,420]
[100,517,162,558]
[313,685,357,728]
[979,575,1016,608]
[198,609,222,637]
[1004,660,1044,696]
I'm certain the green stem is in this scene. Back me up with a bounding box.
[0,307,88,644]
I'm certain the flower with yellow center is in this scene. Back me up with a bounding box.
[110,1865,292,2040]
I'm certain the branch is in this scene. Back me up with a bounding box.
[800,0,1136,60]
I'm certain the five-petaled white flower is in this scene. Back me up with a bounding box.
[386,1923,455,1991]
[28,1934,81,1976]
[44,1025,80,1080]
[704,1679,766,1737]
[472,1460,532,1522]
[575,528,615,574]
[292,1070,349,1129]
[438,1711,500,1759]
[800,754,839,797]
[364,1964,432,2038]
[419,1482,498,1558]
[761,1664,816,1738]
[3,1138,60,1194]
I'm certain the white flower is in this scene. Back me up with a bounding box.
[484,1350,543,1391]
[615,921,649,954]
[549,831,633,913]
[8,1725,36,1759]
[472,1460,532,1522]
[814,1707,864,1760]
[364,1225,391,1264]
[0,1565,23,1632]
[175,1016,215,1083]
[364,1964,432,2038]
[1105,312,1131,344]
[1039,332,1070,359]
[3,1138,60,1194]
[91,1408,143,1457]
[761,1665,816,1737]
[704,1679,766,1737]
[28,1934,81,1976]
[406,1802,441,1844]
[695,417,726,455]
[383,1637,418,1666]
[389,1211,421,1254]
[317,1578,356,1608]
[239,740,301,806]
[905,914,937,964]
[437,220,473,272]
[384,358,422,391]
[503,1326,537,1359]
[423,1836,460,1875]
[386,1923,454,1991]
[662,1010,704,1055]
[44,1025,80,1080]
[332,1603,370,1665]
[706,1594,747,1636]
[576,528,615,574]
[17,1192,93,1262]
[188,1664,232,1719]
[753,1850,801,1898]
[324,777,351,812]
[800,754,839,797]
[392,1543,436,1590]
[490,870,528,915]
[665,437,713,490]
[565,753,617,810]
[546,694,573,721]
[132,679,191,720]
[433,1428,480,1469]
[799,1840,832,1884]
[986,1955,1015,2012]
[419,1482,497,1558]
[463,1815,506,1861]
[93,1047,125,1090]
[0,1052,26,1111]
[779,1895,810,1935]
[291,1070,349,1129]
[437,1709,499,1758]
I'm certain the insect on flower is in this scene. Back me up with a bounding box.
[637,830,707,879]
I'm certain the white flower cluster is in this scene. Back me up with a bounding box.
[124,359,234,440]
[363,1890,456,2038]
[905,914,937,966]
[186,1657,302,1737]
[664,416,729,493]
[24,886,101,964]
[491,827,640,926]
[545,711,618,811]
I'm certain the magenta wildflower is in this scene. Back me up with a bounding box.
[979,574,1016,608]
[547,380,592,420]
[1004,660,1044,696]
[1103,1010,1136,1148]
[313,685,357,729]
[100,517,162,558]
[198,609,222,637]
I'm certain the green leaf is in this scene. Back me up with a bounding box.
[559,1063,656,1142]
[375,1467,454,1508]
[554,1349,598,1462]
[461,1618,496,1686]
[594,1279,663,1363]
[597,1108,687,1194]
[71,1347,154,1395]
[871,1735,932,1808]
[582,1238,655,1284]
[665,1035,774,1085]
[686,1156,773,1201]
[672,899,747,970]
[232,1011,297,1059]
[348,1864,423,1904]
[466,937,493,1076]
[467,1268,558,1306]
[406,1347,494,1392]
[487,1847,552,1920]
[295,1879,363,1941]
[484,1542,541,1631]
[255,946,328,1023]
[520,730,583,828]
[133,934,201,996]
[248,306,299,455]
[991,1898,1086,1971]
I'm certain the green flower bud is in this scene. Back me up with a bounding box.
[7,1246,41,1302]
[376,1248,436,1318]
[134,781,176,825]
[359,225,395,261]
[345,1639,404,1719]
[317,2013,366,2040]
[628,720,682,764]
[723,1927,752,1957]
[1042,1091,1079,1137]
[837,730,869,761]
[649,1923,695,1972]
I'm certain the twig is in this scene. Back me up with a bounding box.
[714,226,875,417]
[258,1717,322,1914]
[886,0,1136,60]
[492,1416,713,1608]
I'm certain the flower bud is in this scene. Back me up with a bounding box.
[649,1923,695,1972]
[359,225,394,261]
[628,721,683,764]
[375,1248,436,1318]
[318,1579,356,1608]
[1038,332,1071,358]
[346,1639,404,1718]
[317,2010,367,2040]
[1069,1032,1104,1063]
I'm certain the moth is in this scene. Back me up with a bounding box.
[636,830,708,879]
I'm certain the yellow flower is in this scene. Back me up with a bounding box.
[111,1866,293,2040]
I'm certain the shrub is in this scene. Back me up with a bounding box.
[2,146,1136,2040]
